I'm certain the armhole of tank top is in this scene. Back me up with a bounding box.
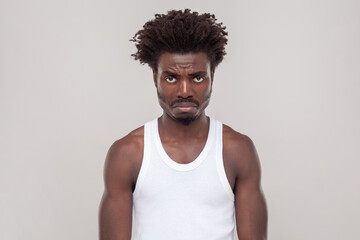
[133,121,152,200]
[215,121,235,202]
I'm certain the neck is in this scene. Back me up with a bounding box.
[158,113,209,139]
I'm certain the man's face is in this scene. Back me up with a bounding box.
[153,52,213,125]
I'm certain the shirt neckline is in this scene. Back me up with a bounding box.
[152,117,215,171]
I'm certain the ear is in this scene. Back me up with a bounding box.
[153,70,158,88]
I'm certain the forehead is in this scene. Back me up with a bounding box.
[157,52,210,72]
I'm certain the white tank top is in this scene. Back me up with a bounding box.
[133,117,235,240]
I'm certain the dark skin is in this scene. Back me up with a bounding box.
[99,52,267,240]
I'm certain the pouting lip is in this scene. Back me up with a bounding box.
[172,102,198,108]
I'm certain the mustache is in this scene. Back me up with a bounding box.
[170,98,199,107]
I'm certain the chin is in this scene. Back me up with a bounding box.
[175,117,196,126]
[172,112,198,126]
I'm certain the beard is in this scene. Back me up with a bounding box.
[174,116,196,126]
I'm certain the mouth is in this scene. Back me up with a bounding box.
[172,102,197,107]
[172,102,198,113]
[174,106,196,112]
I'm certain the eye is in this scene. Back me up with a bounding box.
[193,76,204,83]
[165,76,176,83]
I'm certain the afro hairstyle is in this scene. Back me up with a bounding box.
[131,9,228,72]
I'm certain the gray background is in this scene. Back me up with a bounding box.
[1,0,359,239]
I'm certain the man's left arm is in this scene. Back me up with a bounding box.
[227,134,268,239]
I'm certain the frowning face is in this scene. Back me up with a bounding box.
[153,52,213,125]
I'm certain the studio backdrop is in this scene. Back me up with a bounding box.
[1,0,359,239]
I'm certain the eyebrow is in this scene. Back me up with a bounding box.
[162,70,179,76]
[162,70,207,77]
[188,71,207,77]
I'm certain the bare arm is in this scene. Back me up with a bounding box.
[224,130,267,240]
[99,130,143,240]
[235,136,267,239]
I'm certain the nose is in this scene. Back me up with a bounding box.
[178,79,192,98]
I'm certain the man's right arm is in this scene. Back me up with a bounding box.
[99,130,143,240]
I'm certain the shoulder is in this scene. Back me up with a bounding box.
[223,124,256,158]
[104,126,144,190]
[222,124,260,179]
[107,126,144,162]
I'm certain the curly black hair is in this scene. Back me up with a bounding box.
[131,9,228,72]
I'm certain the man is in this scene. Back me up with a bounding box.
[99,9,267,240]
